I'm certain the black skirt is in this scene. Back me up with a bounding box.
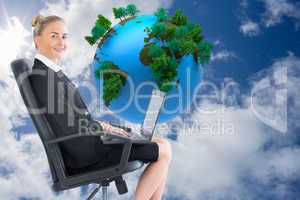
[103,142,159,166]
[68,142,159,175]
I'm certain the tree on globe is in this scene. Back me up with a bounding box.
[85,4,213,123]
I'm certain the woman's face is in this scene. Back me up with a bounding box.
[34,20,69,63]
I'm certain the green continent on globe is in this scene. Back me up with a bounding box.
[141,8,213,92]
[86,4,213,108]
[95,61,128,106]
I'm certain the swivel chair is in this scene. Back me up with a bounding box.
[11,59,148,200]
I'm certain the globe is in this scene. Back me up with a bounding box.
[92,15,203,124]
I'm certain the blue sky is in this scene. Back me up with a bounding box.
[0,0,300,199]
[169,0,300,87]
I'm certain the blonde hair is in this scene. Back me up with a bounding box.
[32,14,64,37]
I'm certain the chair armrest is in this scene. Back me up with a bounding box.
[46,134,101,145]
[46,131,131,145]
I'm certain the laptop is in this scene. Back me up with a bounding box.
[129,89,165,141]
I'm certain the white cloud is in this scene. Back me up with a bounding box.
[0,17,33,81]
[169,102,267,199]
[240,20,260,37]
[167,103,268,199]
[213,39,222,46]
[252,147,300,184]
[262,0,300,28]
[240,0,249,8]
[0,16,34,128]
[211,50,237,62]
[239,0,300,36]
[166,53,300,199]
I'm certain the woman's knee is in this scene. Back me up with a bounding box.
[153,138,172,163]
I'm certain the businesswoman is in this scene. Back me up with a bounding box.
[31,14,171,200]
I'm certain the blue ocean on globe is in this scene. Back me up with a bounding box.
[92,15,202,124]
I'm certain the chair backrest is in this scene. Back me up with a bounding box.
[10,59,64,184]
[11,59,145,194]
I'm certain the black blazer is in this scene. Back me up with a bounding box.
[30,59,107,169]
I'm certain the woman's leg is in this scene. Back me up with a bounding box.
[150,165,169,200]
[133,138,172,200]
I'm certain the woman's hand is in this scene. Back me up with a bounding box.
[98,121,130,137]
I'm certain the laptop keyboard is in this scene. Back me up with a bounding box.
[129,132,147,140]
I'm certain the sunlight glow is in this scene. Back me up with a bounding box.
[0,17,31,67]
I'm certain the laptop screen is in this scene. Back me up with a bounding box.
[141,89,165,137]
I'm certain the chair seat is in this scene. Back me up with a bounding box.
[52,160,144,191]
[67,160,144,176]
